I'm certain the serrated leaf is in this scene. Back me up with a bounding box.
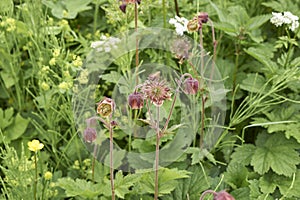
[165,165,211,200]
[101,71,122,84]
[57,178,103,198]
[259,173,277,194]
[104,149,126,169]
[231,144,256,166]
[246,14,271,31]
[250,133,300,176]
[186,147,217,165]
[114,171,140,199]
[230,187,250,200]
[285,123,300,143]
[224,162,248,189]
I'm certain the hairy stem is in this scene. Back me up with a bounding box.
[92,145,97,182]
[154,106,160,200]
[199,190,217,200]
[134,2,139,85]
[109,122,115,200]
[209,19,217,85]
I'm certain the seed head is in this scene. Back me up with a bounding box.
[97,97,115,118]
[141,73,172,107]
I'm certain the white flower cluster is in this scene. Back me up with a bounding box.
[169,16,189,36]
[270,11,299,32]
[91,35,121,52]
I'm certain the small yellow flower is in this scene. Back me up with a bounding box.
[44,171,53,180]
[40,82,50,91]
[28,139,44,152]
[52,49,60,57]
[49,58,56,66]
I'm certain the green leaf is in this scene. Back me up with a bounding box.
[104,149,126,169]
[0,71,18,89]
[185,147,217,165]
[285,123,300,143]
[101,71,122,84]
[224,162,249,189]
[240,73,268,93]
[259,173,277,194]
[246,14,271,31]
[165,165,211,200]
[113,171,141,199]
[135,168,190,196]
[231,144,256,166]
[0,107,14,129]
[231,187,250,200]
[57,178,103,198]
[4,113,30,142]
[250,133,300,176]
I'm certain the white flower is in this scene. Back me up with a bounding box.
[169,16,189,36]
[91,35,121,52]
[270,11,299,32]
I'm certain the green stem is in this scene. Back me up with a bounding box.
[162,0,166,28]
[93,1,99,38]
[199,95,206,148]
[92,145,97,182]
[135,2,139,85]
[109,121,115,200]
[34,153,37,200]
[154,106,160,200]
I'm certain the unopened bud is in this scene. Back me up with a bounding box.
[128,91,144,109]
[183,77,199,95]
[83,127,97,143]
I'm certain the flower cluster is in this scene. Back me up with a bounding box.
[270,11,299,32]
[169,16,189,36]
[91,35,121,52]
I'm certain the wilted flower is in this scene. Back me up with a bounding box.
[187,18,200,32]
[83,127,97,143]
[169,16,189,36]
[97,97,116,117]
[171,37,191,64]
[141,73,172,106]
[270,11,299,32]
[128,91,144,109]
[198,12,209,23]
[183,77,199,95]
[28,139,44,152]
[119,0,141,13]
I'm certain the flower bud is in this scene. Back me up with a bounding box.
[198,12,209,23]
[97,97,115,118]
[83,127,97,143]
[119,4,126,13]
[183,77,199,95]
[128,91,144,109]
[214,191,235,200]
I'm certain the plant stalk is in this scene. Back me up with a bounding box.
[135,2,139,85]
[34,153,37,200]
[154,106,160,200]
[109,121,115,200]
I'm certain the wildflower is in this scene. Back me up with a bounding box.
[198,12,209,23]
[41,65,50,73]
[119,0,141,13]
[169,16,189,36]
[187,18,200,32]
[141,73,172,106]
[83,127,97,143]
[78,69,89,84]
[44,171,53,180]
[63,10,69,18]
[40,82,50,91]
[214,191,235,200]
[270,11,299,32]
[58,81,69,90]
[49,58,56,66]
[52,49,60,57]
[128,91,144,109]
[183,77,199,95]
[72,55,83,67]
[28,139,44,152]
[97,97,116,118]
[91,35,121,52]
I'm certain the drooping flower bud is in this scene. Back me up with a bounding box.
[119,4,127,13]
[198,12,209,23]
[97,97,115,118]
[183,77,199,95]
[83,127,97,143]
[214,191,235,200]
[128,91,144,109]
[119,0,141,13]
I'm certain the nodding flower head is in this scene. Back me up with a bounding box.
[214,191,235,200]
[141,73,172,107]
[183,77,199,95]
[97,97,116,118]
[84,127,97,143]
[198,12,209,23]
[128,91,144,109]
[119,0,141,13]
[187,18,200,32]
